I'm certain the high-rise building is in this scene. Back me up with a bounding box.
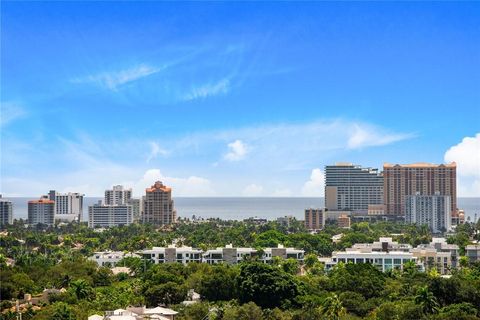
[28,198,55,226]
[127,198,142,222]
[383,162,456,216]
[142,181,176,225]
[304,208,324,230]
[48,190,84,222]
[405,193,451,233]
[104,185,132,205]
[325,163,383,212]
[0,195,13,226]
[88,202,133,228]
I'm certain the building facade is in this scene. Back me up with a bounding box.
[0,195,13,226]
[127,198,143,222]
[28,198,55,226]
[48,190,84,222]
[104,185,132,205]
[140,246,203,264]
[405,193,451,233]
[88,202,133,228]
[338,214,351,228]
[304,208,324,230]
[325,248,420,272]
[142,181,176,225]
[89,251,140,267]
[383,162,457,216]
[325,163,383,212]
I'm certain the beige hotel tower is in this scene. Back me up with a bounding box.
[142,181,177,225]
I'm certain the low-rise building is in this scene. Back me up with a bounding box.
[410,247,452,274]
[352,237,412,252]
[338,214,351,228]
[325,248,420,272]
[202,244,305,265]
[89,251,140,267]
[140,246,202,264]
[368,204,385,216]
[89,306,178,320]
[466,245,480,263]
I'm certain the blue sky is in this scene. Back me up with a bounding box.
[1,1,479,197]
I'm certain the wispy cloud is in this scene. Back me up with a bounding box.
[347,124,415,149]
[183,78,230,101]
[72,64,163,91]
[0,101,27,127]
[146,141,169,163]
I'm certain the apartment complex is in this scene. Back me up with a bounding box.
[383,162,457,216]
[405,193,451,233]
[140,246,203,264]
[48,190,84,222]
[325,249,420,272]
[89,251,140,267]
[142,181,176,225]
[28,198,55,226]
[203,244,304,265]
[325,163,383,212]
[0,195,13,226]
[88,202,133,228]
[304,208,325,230]
[105,185,132,205]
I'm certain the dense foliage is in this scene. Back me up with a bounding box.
[1,219,480,319]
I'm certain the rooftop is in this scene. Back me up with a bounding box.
[384,162,456,168]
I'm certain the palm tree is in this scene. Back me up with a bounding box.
[414,286,439,314]
[320,293,346,320]
[69,279,92,300]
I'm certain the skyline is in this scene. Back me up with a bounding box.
[1,2,479,197]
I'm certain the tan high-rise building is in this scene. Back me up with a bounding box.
[142,181,176,225]
[383,162,456,216]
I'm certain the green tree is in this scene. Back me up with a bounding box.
[415,286,439,315]
[320,293,346,320]
[237,262,299,309]
[69,279,93,301]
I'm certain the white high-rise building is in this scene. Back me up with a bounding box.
[28,198,55,226]
[88,201,133,228]
[0,195,13,226]
[325,163,383,213]
[48,190,84,222]
[105,185,132,205]
[405,192,451,233]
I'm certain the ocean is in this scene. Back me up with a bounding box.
[6,197,480,222]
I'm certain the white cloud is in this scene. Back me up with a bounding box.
[301,168,325,197]
[243,184,264,196]
[146,142,169,163]
[444,133,480,197]
[72,64,162,90]
[1,101,26,127]
[347,124,414,149]
[183,78,230,101]
[224,139,248,161]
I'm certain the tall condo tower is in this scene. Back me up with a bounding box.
[325,163,383,212]
[142,181,176,225]
[383,162,456,216]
